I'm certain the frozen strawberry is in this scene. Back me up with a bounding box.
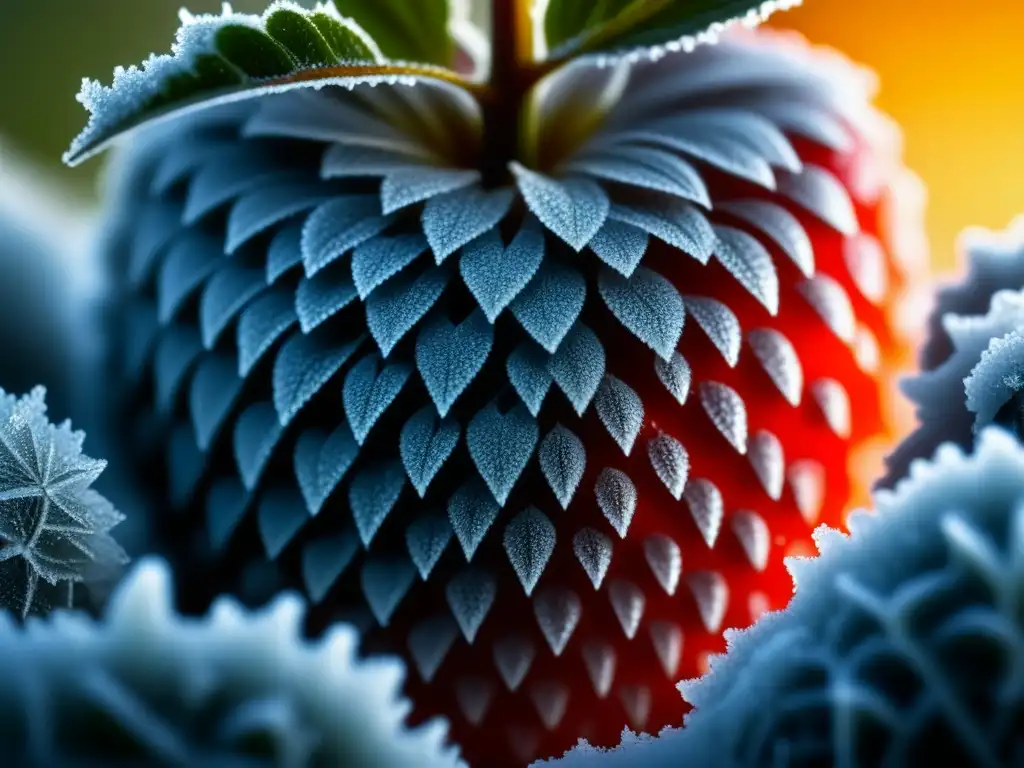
[69,4,926,764]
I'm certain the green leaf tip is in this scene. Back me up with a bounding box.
[542,0,805,63]
[64,1,464,167]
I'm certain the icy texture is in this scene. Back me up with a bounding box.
[88,20,920,764]
[539,428,1024,765]
[512,165,609,251]
[539,425,588,509]
[594,376,645,455]
[510,261,587,353]
[712,225,779,314]
[597,267,685,360]
[0,557,463,766]
[542,0,804,66]
[881,218,1024,488]
[883,283,1024,486]
[920,215,1024,370]
[64,2,477,165]
[548,325,606,415]
[0,387,127,618]
[416,311,493,417]
[460,223,544,322]
[965,330,1024,433]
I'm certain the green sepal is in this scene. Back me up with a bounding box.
[64,3,469,167]
[543,0,798,61]
[147,54,242,112]
[266,8,339,67]
[333,0,453,66]
[193,54,245,88]
[544,0,633,53]
[215,24,298,77]
[311,12,379,60]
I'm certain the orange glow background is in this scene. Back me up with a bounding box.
[774,0,1024,272]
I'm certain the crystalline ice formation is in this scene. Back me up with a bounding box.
[0,145,149,558]
[965,328,1024,435]
[538,427,1024,766]
[0,556,463,766]
[919,215,1024,370]
[80,9,925,762]
[882,218,1024,486]
[0,386,127,618]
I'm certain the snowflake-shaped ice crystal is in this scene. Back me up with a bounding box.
[0,386,127,618]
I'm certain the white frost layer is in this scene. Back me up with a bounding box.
[63,1,464,166]
[13,556,466,767]
[564,0,805,66]
[965,328,1024,429]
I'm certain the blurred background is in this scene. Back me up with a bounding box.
[0,0,1022,270]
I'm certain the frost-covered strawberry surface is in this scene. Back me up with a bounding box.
[70,2,926,763]
[540,427,1024,766]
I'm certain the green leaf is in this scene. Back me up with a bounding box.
[543,0,800,61]
[310,12,379,60]
[193,54,245,88]
[333,0,453,66]
[265,8,339,67]
[544,0,633,52]
[216,24,298,76]
[64,2,472,167]
[146,52,246,112]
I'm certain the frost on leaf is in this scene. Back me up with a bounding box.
[542,0,803,64]
[64,1,468,165]
[0,387,127,618]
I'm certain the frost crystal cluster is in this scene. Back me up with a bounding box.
[883,218,1024,485]
[919,216,1024,369]
[70,1,925,761]
[540,427,1024,766]
[0,557,463,767]
[0,387,126,618]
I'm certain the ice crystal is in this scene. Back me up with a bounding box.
[0,387,127,618]
[965,329,1024,436]
[0,556,464,766]
[883,218,1024,486]
[919,215,1024,370]
[65,1,808,166]
[543,0,804,65]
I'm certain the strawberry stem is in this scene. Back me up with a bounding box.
[481,0,534,186]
